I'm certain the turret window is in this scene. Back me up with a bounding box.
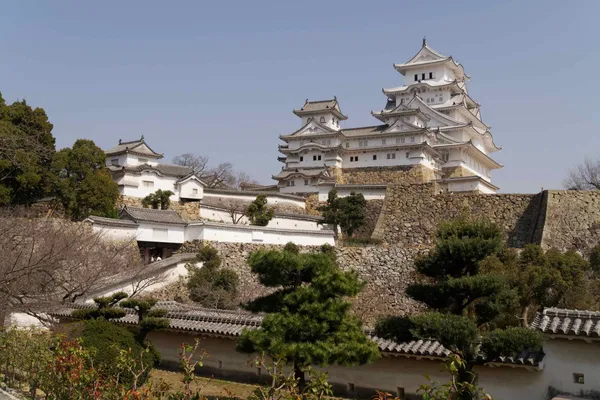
[299,156,303,162]
[429,72,434,79]
[421,73,426,80]
[372,155,377,161]
[304,179,309,186]
[312,155,322,161]
[387,153,396,160]
[414,74,418,82]
[320,117,326,123]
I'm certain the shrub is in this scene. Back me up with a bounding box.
[73,319,159,388]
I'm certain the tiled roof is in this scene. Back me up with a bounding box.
[51,302,543,367]
[120,206,187,226]
[86,215,138,228]
[293,98,348,120]
[105,138,163,158]
[532,308,600,338]
[203,188,305,202]
[123,163,193,178]
[341,125,389,137]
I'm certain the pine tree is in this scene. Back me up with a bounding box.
[237,243,379,384]
[246,194,274,226]
[318,190,366,238]
[141,189,175,210]
[376,218,542,400]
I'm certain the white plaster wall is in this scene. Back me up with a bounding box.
[279,182,319,194]
[179,179,204,200]
[136,223,185,244]
[203,191,305,209]
[402,64,449,86]
[91,224,138,241]
[300,113,341,130]
[106,154,128,167]
[317,187,386,201]
[88,260,200,301]
[188,223,334,246]
[200,206,326,231]
[121,171,180,201]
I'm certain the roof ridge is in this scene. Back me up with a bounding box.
[342,124,388,131]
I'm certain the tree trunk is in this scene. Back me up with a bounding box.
[294,362,305,389]
[522,306,530,328]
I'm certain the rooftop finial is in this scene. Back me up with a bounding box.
[422,37,427,47]
[140,135,144,141]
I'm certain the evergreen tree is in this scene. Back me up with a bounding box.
[237,243,379,384]
[52,139,120,220]
[186,244,239,309]
[142,189,174,210]
[246,194,274,226]
[0,93,56,205]
[318,190,366,238]
[480,244,598,325]
[376,218,542,399]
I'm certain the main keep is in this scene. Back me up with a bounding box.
[274,39,502,194]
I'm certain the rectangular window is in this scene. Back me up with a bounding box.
[387,153,396,159]
[421,73,426,80]
[153,228,168,240]
[286,181,290,187]
[355,156,358,162]
[192,188,198,194]
[290,180,295,186]
[358,140,368,147]
[299,156,303,162]
[382,139,386,145]
[405,152,410,158]
[414,74,418,81]
[317,155,322,161]
[350,156,354,162]
[410,136,415,143]
[111,159,119,166]
[142,180,154,188]
[401,137,406,143]
[574,373,585,384]
[304,179,309,186]
[429,72,433,79]
[345,142,350,148]
[313,155,317,161]
[138,158,148,164]
[372,155,377,160]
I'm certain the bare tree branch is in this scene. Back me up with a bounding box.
[564,157,600,190]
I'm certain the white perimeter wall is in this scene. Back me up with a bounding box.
[200,206,327,231]
[317,187,386,201]
[188,223,335,246]
[203,191,305,209]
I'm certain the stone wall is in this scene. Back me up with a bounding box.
[540,190,600,253]
[339,165,434,185]
[176,240,424,324]
[442,165,476,178]
[375,183,543,248]
[354,199,384,238]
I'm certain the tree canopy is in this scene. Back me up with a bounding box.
[376,218,543,399]
[318,190,366,238]
[186,244,239,309]
[0,93,55,205]
[52,139,120,220]
[237,243,379,383]
[246,194,274,226]
[142,189,174,210]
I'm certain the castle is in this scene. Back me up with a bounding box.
[274,39,502,195]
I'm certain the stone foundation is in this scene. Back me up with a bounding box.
[339,165,434,185]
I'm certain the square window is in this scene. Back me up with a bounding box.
[290,181,295,186]
[574,373,585,384]
[304,179,309,186]
[142,180,154,188]
[386,154,391,159]
[111,159,119,166]
[373,155,377,160]
[192,188,198,194]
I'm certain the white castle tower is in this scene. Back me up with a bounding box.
[274,39,502,194]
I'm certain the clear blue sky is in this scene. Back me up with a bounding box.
[1,1,598,193]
